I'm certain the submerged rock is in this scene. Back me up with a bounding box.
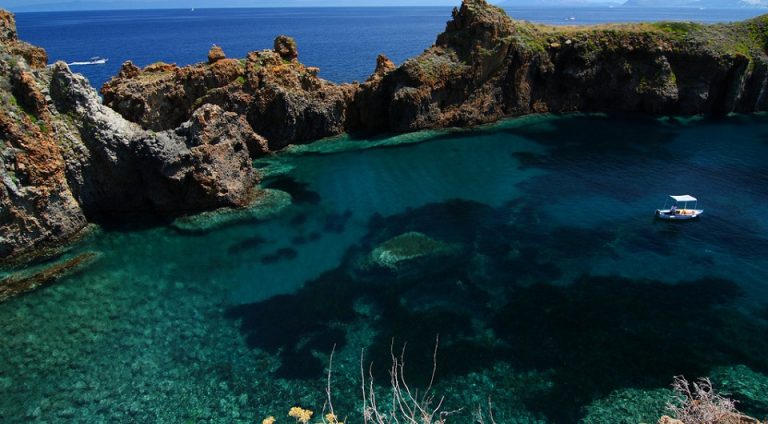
[171,189,292,233]
[369,232,455,269]
[0,251,100,302]
[355,232,463,281]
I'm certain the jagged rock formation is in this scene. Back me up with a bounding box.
[102,0,768,151]
[0,10,259,262]
[0,11,87,260]
[102,35,357,151]
[351,0,768,132]
[4,0,768,262]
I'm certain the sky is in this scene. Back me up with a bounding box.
[0,0,626,13]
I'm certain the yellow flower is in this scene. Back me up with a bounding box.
[325,413,341,424]
[262,417,276,424]
[288,406,313,424]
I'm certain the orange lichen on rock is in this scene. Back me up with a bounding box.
[208,44,226,63]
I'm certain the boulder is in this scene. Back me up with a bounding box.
[208,45,226,63]
[374,54,396,76]
[117,61,141,79]
[274,35,298,61]
[0,9,16,42]
[354,232,464,282]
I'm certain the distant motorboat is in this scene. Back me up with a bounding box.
[565,16,576,21]
[67,57,108,66]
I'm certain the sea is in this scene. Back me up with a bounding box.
[2,6,768,424]
[14,6,768,89]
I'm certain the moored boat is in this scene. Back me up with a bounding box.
[655,195,703,221]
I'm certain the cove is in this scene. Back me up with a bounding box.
[1,113,767,423]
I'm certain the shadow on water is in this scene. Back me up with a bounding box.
[226,197,768,421]
[264,175,321,205]
[493,275,768,422]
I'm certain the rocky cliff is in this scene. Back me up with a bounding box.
[3,1,768,262]
[101,38,357,151]
[102,0,768,148]
[0,10,259,262]
[351,0,768,132]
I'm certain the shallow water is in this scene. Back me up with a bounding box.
[1,114,768,423]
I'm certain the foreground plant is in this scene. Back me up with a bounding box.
[360,337,458,424]
[661,375,763,424]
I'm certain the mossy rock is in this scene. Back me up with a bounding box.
[354,232,464,282]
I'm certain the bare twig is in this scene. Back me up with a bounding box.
[360,336,457,424]
[326,344,336,419]
[667,375,738,424]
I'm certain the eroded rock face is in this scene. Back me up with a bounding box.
[0,17,86,260]
[102,36,358,151]
[354,0,768,132]
[349,0,768,132]
[0,11,260,263]
[103,1,768,146]
[0,10,17,42]
[50,63,259,215]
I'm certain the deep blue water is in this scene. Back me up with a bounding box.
[15,7,768,89]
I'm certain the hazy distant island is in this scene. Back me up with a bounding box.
[2,0,768,276]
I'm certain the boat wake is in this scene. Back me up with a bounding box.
[67,57,108,66]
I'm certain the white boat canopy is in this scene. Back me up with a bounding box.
[670,195,697,202]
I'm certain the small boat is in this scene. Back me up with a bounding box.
[655,195,704,221]
[67,57,108,66]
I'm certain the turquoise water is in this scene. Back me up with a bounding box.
[2,114,768,422]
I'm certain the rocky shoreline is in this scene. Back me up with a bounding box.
[2,0,768,266]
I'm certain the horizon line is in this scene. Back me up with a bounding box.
[10,4,768,13]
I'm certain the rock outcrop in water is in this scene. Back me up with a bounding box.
[3,0,768,262]
[0,10,259,262]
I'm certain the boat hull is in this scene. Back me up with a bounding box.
[655,209,704,221]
